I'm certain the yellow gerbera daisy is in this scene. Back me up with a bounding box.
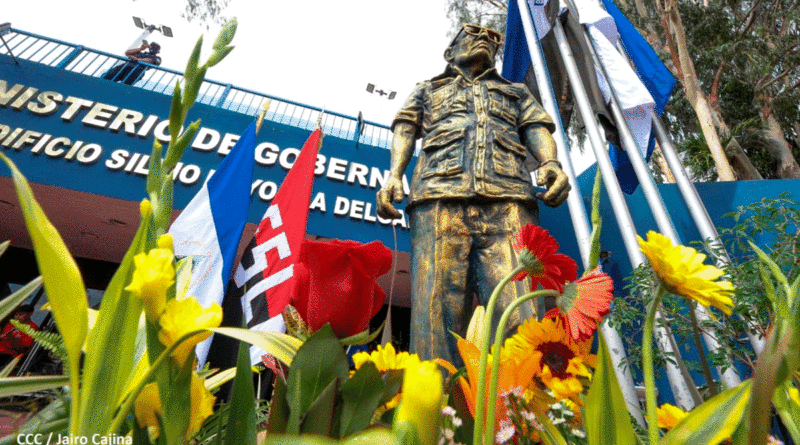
[503,318,596,403]
[352,343,419,373]
[656,403,688,430]
[637,231,734,315]
[158,297,222,365]
[352,343,421,409]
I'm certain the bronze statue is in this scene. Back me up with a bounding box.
[376,24,570,365]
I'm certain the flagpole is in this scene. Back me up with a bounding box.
[515,0,645,425]
[549,17,697,410]
[648,113,766,354]
[255,100,271,136]
[580,26,743,390]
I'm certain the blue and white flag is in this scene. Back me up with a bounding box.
[503,0,675,193]
[169,121,257,366]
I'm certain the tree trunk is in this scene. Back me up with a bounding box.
[652,143,676,183]
[761,112,800,178]
[664,0,738,181]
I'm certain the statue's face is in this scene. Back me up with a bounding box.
[450,24,502,70]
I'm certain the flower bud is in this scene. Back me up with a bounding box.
[394,359,443,445]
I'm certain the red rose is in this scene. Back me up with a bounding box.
[290,239,393,338]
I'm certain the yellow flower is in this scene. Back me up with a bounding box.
[353,343,418,372]
[126,247,175,321]
[134,382,162,440]
[503,318,596,403]
[395,359,443,445]
[656,403,688,430]
[637,231,734,315]
[188,372,216,437]
[788,386,799,405]
[352,343,420,409]
[133,374,216,440]
[158,297,222,364]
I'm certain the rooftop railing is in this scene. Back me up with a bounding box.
[0,28,396,149]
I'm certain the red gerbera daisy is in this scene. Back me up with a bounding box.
[513,224,578,293]
[545,266,614,341]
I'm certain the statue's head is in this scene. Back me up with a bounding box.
[444,24,503,71]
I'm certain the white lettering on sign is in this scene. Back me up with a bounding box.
[0,78,416,233]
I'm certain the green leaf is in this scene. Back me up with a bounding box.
[266,373,290,433]
[0,396,69,444]
[77,203,149,436]
[224,339,257,445]
[163,119,201,172]
[749,241,789,291]
[380,369,404,407]
[301,377,339,435]
[338,361,385,438]
[772,382,800,444]
[341,429,400,445]
[183,37,203,84]
[0,240,9,257]
[0,153,87,433]
[0,276,42,321]
[0,375,69,398]
[340,319,385,346]
[168,79,183,145]
[0,355,21,377]
[211,327,301,366]
[205,45,234,69]
[265,436,337,445]
[585,332,637,445]
[146,139,163,198]
[660,380,752,445]
[286,325,349,429]
[182,65,208,112]
[213,18,238,51]
[534,410,568,445]
[757,263,777,310]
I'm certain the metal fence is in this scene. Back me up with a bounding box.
[0,28,395,149]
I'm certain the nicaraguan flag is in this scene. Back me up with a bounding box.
[503,0,675,193]
[169,121,257,367]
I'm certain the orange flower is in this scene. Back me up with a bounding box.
[452,336,539,432]
[513,224,577,293]
[504,318,596,403]
[545,266,614,341]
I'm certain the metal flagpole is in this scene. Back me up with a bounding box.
[649,115,766,354]
[515,0,645,425]
[606,37,766,355]
[550,17,697,409]
[581,27,743,389]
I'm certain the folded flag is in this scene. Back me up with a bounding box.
[503,0,675,193]
[169,121,257,367]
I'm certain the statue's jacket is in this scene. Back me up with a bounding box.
[392,66,555,213]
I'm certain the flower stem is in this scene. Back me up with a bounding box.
[484,289,558,445]
[474,265,525,445]
[106,329,205,436]
[643,284,665,444]
[688,302,718,397]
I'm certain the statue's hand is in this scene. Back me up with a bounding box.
[536,163,571,207]
[376,176,404,219]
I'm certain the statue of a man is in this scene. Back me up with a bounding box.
[376,24,570,365]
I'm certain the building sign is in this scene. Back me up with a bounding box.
[0,62,414,251]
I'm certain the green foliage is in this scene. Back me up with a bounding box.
[9,320,68,365]
[609,193,800,385]
[267,324,402,439]
[585,333,637,445]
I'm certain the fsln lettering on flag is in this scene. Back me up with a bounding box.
[224,128,323,365]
